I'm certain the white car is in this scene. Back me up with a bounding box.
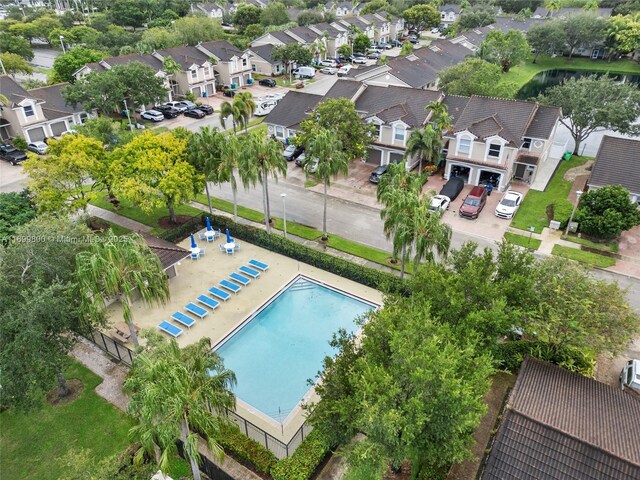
[352,57,368,64]
[620,359,640,394]
[27,141,48,155]
[319,59,337,67]
[495,190,524,219]
[140,110,165,122]
[429,194,451,212]
[319,67,337,75]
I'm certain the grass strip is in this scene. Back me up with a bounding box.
[504,232,542,250]
[563,235,618,253]
[551,244,616,268]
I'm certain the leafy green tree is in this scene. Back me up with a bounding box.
[0,52,32,75]
[360,0,391,14]
[238,135,287,233]
[400,40,413,55]
[109,0,147,29]
[306,128,349,240]
[110,131,204,224]
[59,448,158,480]
[234,4,262,32]
[604,14,640,57]
[174,16,225,45]
[494,0,543,13]
[297,10,325,26]
[479,29,530,72]
[260,1,290,26]
[544,0,561,12]
[298,98,373,161]
[0,31,33,60]
[0,190,37,243]
[139,26,182,51]
[68,25,102,46]
[30,15,62,44]
[526,20,567,62]
[338,44,352,58]
[561,12,607,59]
[114,62,169,115]
[52,47,104,83]
[575,185,640,239]
[244,23,265,40]
[540,75,640,155]
[352,33,371,54]
[77,233,170,348]
[402,4,440,34]
[458,3,497,30]
[271,43,313,72]
[8,22,38,43]
[125,337,236,480]
[438,58,505,96]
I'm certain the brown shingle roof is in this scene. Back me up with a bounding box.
[354,85,443,127]
[525,105,561,139]
[157,46,209,69]
[142,234,189,271]
[263,91,322,129]
[588,135,640,196]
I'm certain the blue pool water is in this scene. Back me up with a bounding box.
[215,276,375,423]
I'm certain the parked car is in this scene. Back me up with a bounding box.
[429,194,451,212]
[223,89,236,97]
[140,110,165,122]
[390,39,403,47]
[495,190,524,219]
[459,186,488,219]
[297,155,318,173]
[367,52,380,59]
[196,104,214,115]
[284,144,304,161]
[164,101,188,112]
[352,57,368,64]
[408,35,419,44]
[369,164,388,184]
[155,105,180,118]
[177,100,197,110]
[294,152,306,166]
[439,176,465,201]
[184,108,205,119]
[337,65,353,77]
[431,27,440,34]
[27,141,48,155]
[293,66,315,79]
[379,42,393,50]
[319,59,337,67]
[258,78,277,87]
[368,46,383,54]
[620,359,640,394]
[0,144,27,165]
[320,67,337,75]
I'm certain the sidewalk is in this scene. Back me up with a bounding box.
[87,205,152,233]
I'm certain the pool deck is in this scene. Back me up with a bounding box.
[105,229,382,443]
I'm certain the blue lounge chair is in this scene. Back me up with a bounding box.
[230,272,251,286]
[208,286,230,301]
[171,311,197,328]
[220,279,241,294]
[158,320,183,337]
[184,303,208,319]
[239,265,261,278]
[248,259,269,271]
[197,294,220,311]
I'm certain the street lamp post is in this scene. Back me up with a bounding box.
[59,35,66,53]
[281,193,287,239]
[123,99,133,131]
[564,190,583,237]
[528,226,535,249]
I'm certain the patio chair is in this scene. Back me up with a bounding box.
[219,244,226,253]
[213,228,221,239]
[226,246,234,255]
[196,294,220,311]
[184,302,208,319]
[248,259,270,271]
[220,279,241,294]
[158,320,183,337]
[198,232,206,240]
[171,311,197,328]
[239,265,261,278]
[199,247,206,256]
[208,286,230,301]
[190,252,199,260]
[230,272,251,286]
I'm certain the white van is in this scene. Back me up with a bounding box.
[621,359,640,394]
[254,93,285,116]
[337,65,353,77]
[293,66,315,79]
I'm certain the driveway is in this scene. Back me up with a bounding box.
[0,161,28,193]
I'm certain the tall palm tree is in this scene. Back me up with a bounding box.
[238,134,287,233]
[405,128,433,173]
[125,337,236,480]
[234,92,256,133]
[76,234,169,348]
[219,100,245,133]
[187,126,224,215]
[426,100,452,133]
[306,128,349,240]
[217,135,242,222]
[311,38,327,62]
[412,196,452,264]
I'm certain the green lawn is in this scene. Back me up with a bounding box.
[0,361,132,480]
[498,55,640,92]
[504,231,542,250]
[511,155,590,234]
[563,235,619,253]
[552,244,616,268]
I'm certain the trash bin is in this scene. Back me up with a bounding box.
[202,91,207,97]
[230,83,237,90]
[563,152,572,161]
[247,78,254,85]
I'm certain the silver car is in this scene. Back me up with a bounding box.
[27,141,48,155]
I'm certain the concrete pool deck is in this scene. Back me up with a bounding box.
[105,229,383,444]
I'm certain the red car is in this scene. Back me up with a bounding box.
[459,186,488,219]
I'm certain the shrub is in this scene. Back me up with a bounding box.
[491,341,594,376]
[12,136,28,152]
[270,429,332,480]
[552,199,574,227]
[158,216,204,243]
[576,185,640,240]
[205,214,406,294]
[218,424,277,475]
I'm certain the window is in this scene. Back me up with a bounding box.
[372,124,381,138]
[242,57,248,67]
[204,66,210,77]
[394,126,405,142]
[522,137,532,149]
[23,105,34,117]
[488,143,502,158]
[275,126,284,138]
[458,138,471,155]
[190,69,198,80]
[287,129,295,137]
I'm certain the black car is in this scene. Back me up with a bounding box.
[155,105,181,118]
[439,176,465,201]
[0,144,27,165]
[223,89,236,97]
[258,78,277,87]
[184,108,205,119]
[196,104,214,115]
[369,164,388,184]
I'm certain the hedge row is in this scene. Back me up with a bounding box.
[270,429,332,480]
[158,216,204,243]
[218,424,277,475]
[205,214,406,294]
[491,341,595,376]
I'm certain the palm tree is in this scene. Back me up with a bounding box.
[544,0,561,12]
[125,337,236,480]
[306,128,349,240]
[76,234,169,348]
[238,134,287,233]
[234,92,256,133]
[426,100,452,133]
[220,100,245,133]
[311,38,327,63]
[217,135,243,222]
[187,126,224,215]
[405,128,433,173]
[412,195,452,264]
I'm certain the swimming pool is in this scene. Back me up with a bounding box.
[215,275,376,423]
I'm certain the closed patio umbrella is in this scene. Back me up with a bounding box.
[190,234,197,249]
[225,228,232,243]
[205,217,212,231]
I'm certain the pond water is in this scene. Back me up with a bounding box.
[516,69,640,100]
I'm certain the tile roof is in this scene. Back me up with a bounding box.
[589,135,640,195]
[199,40,244,61]
[142,234,190,271]
[481,357,640,480]
[157,46,210,69]
[354,85,442,127]
[27,83,83,119]
[263,91,322,128]
[525,105,561,139]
